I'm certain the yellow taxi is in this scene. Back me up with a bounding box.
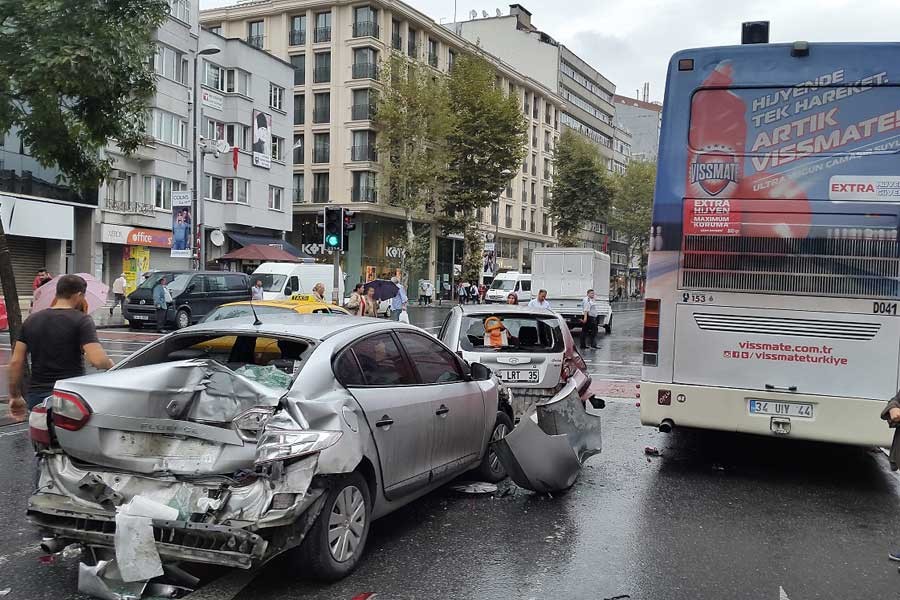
[194,295,350,362]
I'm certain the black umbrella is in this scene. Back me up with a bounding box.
[363,279,400,301]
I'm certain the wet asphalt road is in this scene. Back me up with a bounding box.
[1,307,899,599]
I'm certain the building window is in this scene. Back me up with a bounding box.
[314,51,330,83]
[290,15,306,46]
[353,6,378,38]
[543,158,551,180]
[544,130,552,151]
[533,98,539,120]
[168,0,190,23]
[269,84,285,111]
[293,173,304,204]
[206,176,249,203]
[291,54,305,85]
[313,92,330,123]
[530,181,536,205]
[523,92,530,115]
[505,182,512,198]
[531,152,537,176]
[407,28,417,57]
[313,133,330,163]
[427,38,438,68]
[391,20,401,50]
[224,69,250,96]
[294,94,305,125]
[271,135,284,162]
[545,101,552,125]
[508,82,515,98]
[543,214,549,235]
[203,62,224,91]
[148,109,187,147]
[351,130,376,161]
[247,21,265,48]
[225,123,250,151]
[490,201,498,225]
[543,185,549,204]
[293,134,304,164]
[313,172,329,203]
[206,175,223,201]
[562,86,613,125]
[532,125,537,148]
[206,118,225,141]
[504,204,513,229]
[268,186,284,211]
[352,88,374,120]
[142,176,185,211]
[561,60,614,104]
[530,209,536,232]
[153,45,188,85]
[448,49,457,71]
[314,11,331,43]
[560,112,613,148]
[352,171,377,203]
[352,47,378,79]
[521,179,527,203]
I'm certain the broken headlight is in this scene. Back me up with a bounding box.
[254,429,342,465]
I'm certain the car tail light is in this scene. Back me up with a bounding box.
[255,430,342,465]
[50,391,91,431]
[29,406,51,446]
[233,407,275,442]
[643,299,661,366]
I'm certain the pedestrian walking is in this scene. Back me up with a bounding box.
[423,280,434,306]
[153,276,172,333]
[528,289,552,309]
[478,283,487,303]
[363,286,378,317]
[581,288,600,350]
[7,274,114,420]
[506,292,518,305]
[457,282,467,305]
[312,282,326,303]
[110,272,127,316]
[31,268,48,292]
[347,283,365,316]
[389,276,408,321]
[251,279,265,301]
[468,282,479,304]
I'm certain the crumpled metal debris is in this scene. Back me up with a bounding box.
[77,560,147,600]
[492,380,602,493]
[114,496,178,583]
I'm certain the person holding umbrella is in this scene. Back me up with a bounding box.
[363,285,378,317]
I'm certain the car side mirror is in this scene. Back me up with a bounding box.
[470,362,492,381]
[284,287,293,296]
[185,284,195,294]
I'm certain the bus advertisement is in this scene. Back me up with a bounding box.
[641,40,900,446]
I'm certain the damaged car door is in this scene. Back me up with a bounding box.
[335,333,433,500]
[395,331,485,479]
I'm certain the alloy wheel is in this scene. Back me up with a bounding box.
[488,422,510,474]
[327,485,366,562]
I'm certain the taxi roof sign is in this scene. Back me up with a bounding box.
[290,293,323,303]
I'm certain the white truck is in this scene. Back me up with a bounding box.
[531,248,613,333]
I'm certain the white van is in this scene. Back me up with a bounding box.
[251,262,344,302]
[484,271,532,304]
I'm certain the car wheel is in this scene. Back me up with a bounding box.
[604,317,612,335]
[175,309,191,329]
[297,472,371,581]
[473,411,514,483]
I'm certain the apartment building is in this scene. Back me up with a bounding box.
[201,0,563,292]
[98,0,293,291]
[614,94,662,162]
[451,4,634,281]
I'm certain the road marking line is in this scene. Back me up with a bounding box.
[0,426,27,437]
[779,586,790,600]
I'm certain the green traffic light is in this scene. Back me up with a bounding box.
[326,234,339,247]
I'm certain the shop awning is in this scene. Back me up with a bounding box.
[225,232,313,262]
[219,244,301,263]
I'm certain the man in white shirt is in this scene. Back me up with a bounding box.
[581,289,600,350]
[251,279,265,301]
[110,273,127,316]
[528,289,552,310]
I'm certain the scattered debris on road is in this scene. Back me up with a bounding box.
[644,446,661,457]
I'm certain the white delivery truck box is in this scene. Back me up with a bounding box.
[251,262,344,302]
[531,248,613,332]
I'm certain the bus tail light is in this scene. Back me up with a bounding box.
[643,299,661,366]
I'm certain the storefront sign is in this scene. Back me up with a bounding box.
[201,89,224,111]
[170,191,193,258]
[100,223,172,248]
[386,246,406,259]
[0,194,74,240]
[301,242,325,256]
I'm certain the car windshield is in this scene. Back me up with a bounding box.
[459,314,565,353]
[255,274,287,292]
[136,272,176,290]
[203,305,295,323]
[489,279,516,291]
[166,273,194,294]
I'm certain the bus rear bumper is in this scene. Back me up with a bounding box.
[639,381,892,448]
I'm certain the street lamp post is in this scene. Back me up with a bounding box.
[193,45,221,270]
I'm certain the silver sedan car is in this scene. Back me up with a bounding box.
[27,315,510,584]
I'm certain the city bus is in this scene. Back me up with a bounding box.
[640,34,900,446]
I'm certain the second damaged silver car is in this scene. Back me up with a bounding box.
[27,315,511,586]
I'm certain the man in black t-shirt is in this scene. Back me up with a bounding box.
[7,275,114,420]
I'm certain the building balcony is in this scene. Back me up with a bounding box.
[313,107,330,123]
[313,67,331,83]
[352,186,377,203]
[353,21,379,39]
[351,145,376,162]
[352,103,375,120]
[312,186,329,203]
[352,62,378,80]
[289,30,306,46]
[247,34,265,49]
[314,27,331,43]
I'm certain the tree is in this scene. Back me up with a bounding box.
[442,55,526,282]
[546,129,614,247]
[375,55,453,285]
[0,0,168,347]
[610,160,656,279]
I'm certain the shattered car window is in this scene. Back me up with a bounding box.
[459,314,564,353]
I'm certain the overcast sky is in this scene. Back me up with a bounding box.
[199,0,899,103]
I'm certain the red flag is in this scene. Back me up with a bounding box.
[232,146,239,170]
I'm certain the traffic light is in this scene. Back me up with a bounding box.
[323,206,342,251]
[342,209,357,252]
